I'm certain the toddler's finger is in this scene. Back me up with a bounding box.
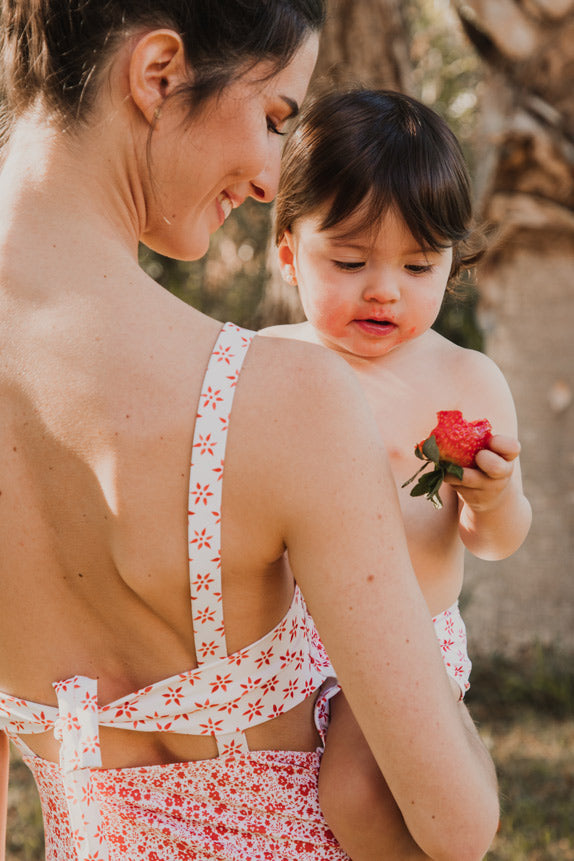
[487,434,521,462]
[475,447,514,479]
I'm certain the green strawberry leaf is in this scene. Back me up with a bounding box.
[445,462,464,479]
[429,471,445,490]
[420,469,443,490]
[421,435,440,464]
[409,467,445,499]
[401,461,431,488]
[410,482,429,498]
[428,488,444,510]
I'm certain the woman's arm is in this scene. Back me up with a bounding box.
[0,731,9,861]
[270,345,499,861]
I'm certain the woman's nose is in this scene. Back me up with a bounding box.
[247,147,282,204]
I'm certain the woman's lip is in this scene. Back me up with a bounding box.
[354,319,397,336]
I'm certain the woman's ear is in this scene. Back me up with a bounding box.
[278,232,298,285]
[129,30,189,125]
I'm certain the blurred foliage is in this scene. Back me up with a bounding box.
[140,0,486,350]
[6,752,44,861]
[404,0,483,173]
[468,643,574,723]
[404,0,485,350]
[434,273,484,352]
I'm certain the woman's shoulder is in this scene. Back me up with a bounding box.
[258,320,319,344]
[246,330,364,416]
[230,330,382,480]
[222,327,387,555]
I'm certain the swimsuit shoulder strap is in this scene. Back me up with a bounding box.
[188,322,254,665]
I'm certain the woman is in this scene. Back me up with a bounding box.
[0,2,498,859]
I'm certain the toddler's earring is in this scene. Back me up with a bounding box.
[285,269,297,286]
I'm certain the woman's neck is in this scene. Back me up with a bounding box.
[0,110,144,285]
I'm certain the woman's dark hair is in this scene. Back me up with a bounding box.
[0,0,325,124]
[275,88,484,279]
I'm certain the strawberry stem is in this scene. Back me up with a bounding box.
[401,461,432,488]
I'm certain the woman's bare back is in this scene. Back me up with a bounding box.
[0,258,326,765]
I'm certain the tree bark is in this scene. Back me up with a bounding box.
[452,0,574,657]
[313,0,413,92]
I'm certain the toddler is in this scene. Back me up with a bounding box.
[262,89,532,859]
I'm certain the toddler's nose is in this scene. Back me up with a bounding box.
[362,271,401,303]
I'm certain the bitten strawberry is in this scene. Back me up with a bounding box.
[402,410,493,509]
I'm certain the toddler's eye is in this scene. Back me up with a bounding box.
[333,260,365,271]
[406,263,433,274]
[266,117,286,136]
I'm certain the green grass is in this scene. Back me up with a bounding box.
[6,646,574,860]
[5,752,44,861]
[477,711,574,860]
[467,646,574,860]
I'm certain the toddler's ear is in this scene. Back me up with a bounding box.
[278,232,297,284]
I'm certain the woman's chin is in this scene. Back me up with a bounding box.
[141,227,211,263]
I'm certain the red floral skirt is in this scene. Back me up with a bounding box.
[26,748,350,860]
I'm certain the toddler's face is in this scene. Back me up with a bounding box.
[279,205,453,360]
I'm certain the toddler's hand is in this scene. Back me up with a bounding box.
[444,434,521,512]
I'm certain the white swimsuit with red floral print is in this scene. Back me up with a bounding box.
[0,323,341,861]
[0,322,471,861]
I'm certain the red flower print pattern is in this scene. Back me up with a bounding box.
[27,749,348,859]
[431,601,472,698]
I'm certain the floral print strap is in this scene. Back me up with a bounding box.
[188,322,254,754]
[53,675,109,861]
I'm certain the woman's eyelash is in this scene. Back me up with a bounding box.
[267,118,286,136]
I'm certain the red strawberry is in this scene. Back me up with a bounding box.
[402,410,493,509]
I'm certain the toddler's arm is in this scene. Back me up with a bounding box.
[319,692,496,861]
[447,352,532,560]
[0,731,8,861]
[319,693,432,860]
[448,433,532,560]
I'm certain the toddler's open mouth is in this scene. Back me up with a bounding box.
[354,318,397,335]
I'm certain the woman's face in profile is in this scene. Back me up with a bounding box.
[141,33,319,262]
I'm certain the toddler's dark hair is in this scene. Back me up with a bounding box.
[0,0,325,126]
[275,88,484,279]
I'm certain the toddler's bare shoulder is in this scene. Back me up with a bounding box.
[430,334,504,383]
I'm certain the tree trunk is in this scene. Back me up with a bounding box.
[257,0,412,326]
[452,0,574,658]
[313,0,413,92]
